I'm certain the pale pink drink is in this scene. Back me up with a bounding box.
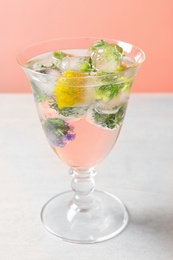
[52,117,121,168]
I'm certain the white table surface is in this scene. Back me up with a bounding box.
[0,93,173,260]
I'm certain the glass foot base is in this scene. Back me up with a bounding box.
[40,190,129,244]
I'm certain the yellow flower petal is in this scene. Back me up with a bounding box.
[54,70,86,109]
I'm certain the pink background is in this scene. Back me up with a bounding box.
[0,0,172,93]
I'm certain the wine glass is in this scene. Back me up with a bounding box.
[17,38,145,243]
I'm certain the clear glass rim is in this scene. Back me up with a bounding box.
[17,37,145,82]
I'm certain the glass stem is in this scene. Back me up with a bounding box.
[69,168,96,211]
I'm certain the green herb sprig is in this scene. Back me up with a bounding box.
[92,105,126,129]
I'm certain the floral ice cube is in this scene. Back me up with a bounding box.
[51,51,69,66]
[58,56,91,73]
[36,66,61,77]
[86,104,126,130]
[54,70,87,109]
[42,118,76,147]
[90,40,123,72]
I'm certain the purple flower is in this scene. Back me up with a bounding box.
[50,138,65,148]
[42,117,76,148]
[63,133,76,141]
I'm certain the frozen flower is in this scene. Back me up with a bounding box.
[63,133,76,141]
[54,70,86,109]
[42,118,76,148]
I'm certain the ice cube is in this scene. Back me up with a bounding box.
[29,64,60,86]
[36,66,61,78]
[58,56,91,72]
[86,104,126,130]
[26,53,61,84]
[51,51,69,66]
[31,79,56,98]
[93,90,129,114]
[94,100,121,114]
[57,106,87,122]
[90,41,123,72]
[26,52,54,70]
[86,106,118,130]
[28,67,61,98]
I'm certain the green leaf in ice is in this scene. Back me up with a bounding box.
[53,51,67,60]
[90,39,107,51]
[115,44,123,54]
[50,101,87,117]
[42,118,76,147]
[93,105,126,129]
[103,43,123,62]
[95,82,129,101]
[95,84,119,100]
[43,118,69,132]
[90,40,123,62]
[79,57,93,72]
[40,63,57,70]
[95,74,133,101]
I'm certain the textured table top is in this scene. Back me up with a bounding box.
[0,93,173,260]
